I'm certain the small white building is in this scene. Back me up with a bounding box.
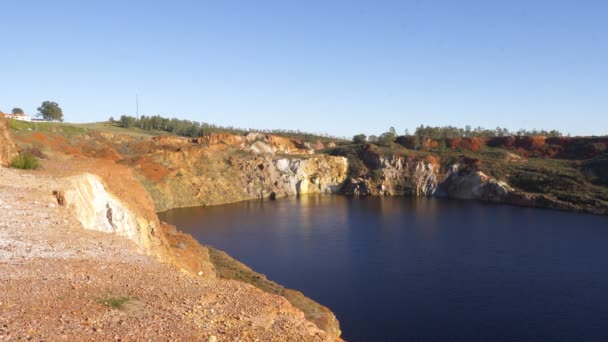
[5,113,32,121]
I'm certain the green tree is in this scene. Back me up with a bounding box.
[37,101,63,121]
[438,139,448,153]
[119,115,136,128]
[378,130,396,145]
[11,108,24,115]
[352,134,367,144]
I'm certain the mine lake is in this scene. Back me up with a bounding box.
[160,196,608,341]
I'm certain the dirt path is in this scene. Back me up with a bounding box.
[0,167,334,341]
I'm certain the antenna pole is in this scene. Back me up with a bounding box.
[136,94,139,120]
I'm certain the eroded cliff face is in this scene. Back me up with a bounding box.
[135,133,604,216]
[342,156,513,203]
[346,148,440,197]
[336,144,602,214]
[0,113,18,166]
[438,164,513,202]
[61,173,160,253]
[138,142,348,211]
[52,172,217,278]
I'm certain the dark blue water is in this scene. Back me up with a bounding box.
[159,196,608,341]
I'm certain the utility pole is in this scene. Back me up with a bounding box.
[136,94,139,120]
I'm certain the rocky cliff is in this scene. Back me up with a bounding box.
[343,158,513,204]
[437,164,513,202]
[0,113,18,166]
[125,135,348,211]
[62,173,163,254]
[336,143,607,215]
[11,122,607,217]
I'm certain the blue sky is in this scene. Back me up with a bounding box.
[1,0,606,137]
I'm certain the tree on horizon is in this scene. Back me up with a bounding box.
[37,101,63,122]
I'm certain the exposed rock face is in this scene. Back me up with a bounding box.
[439,164,513,202]
[346,145,518,205]
[62,173,159,253]
[379,158,439,196]
[274,157,348,195]
[354,146,440,196]
[445,137,483,151]
[341,177,373,196]
[49,165,218,278]
[0,113,18,166]
[345,155,511,202]
[141,143,348,211]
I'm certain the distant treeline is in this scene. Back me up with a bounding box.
[356,125,563,145]
[113,115,345,142]
[409,125,563,139]
[115,115,246,137]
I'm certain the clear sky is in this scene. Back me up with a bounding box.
[1,0,606,137]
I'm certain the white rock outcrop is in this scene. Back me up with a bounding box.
[442,164,513,202]
[62,174,156,252]
[274,156,348,195]
[372,156,439,196]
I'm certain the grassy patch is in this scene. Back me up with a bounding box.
[582,157,608,186]
[97,296,130,309]
[7,119,169,139]
[8,119,88,137]
[208,246,285,295]
[10,152,40,170]
[75,121,171,138]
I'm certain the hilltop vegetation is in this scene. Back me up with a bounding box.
[356,125,564,147]
[115,114,345,144]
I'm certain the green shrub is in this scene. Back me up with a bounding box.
[370,169,384,181]
[10,152,40,170]
[348,157,368,177]
[97,296,130,309]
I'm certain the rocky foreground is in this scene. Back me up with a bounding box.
[0,166,338,341]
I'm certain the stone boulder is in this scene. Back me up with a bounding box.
[342,177,373,196]
[441,164,512,202]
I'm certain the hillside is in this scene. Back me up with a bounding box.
[9,119,606,215]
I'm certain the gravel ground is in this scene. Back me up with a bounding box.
[0,167,335,341]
